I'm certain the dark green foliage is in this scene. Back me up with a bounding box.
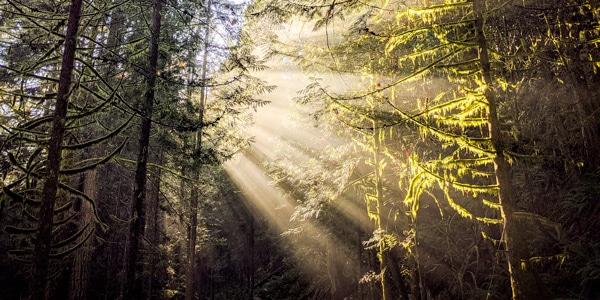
[0,0,271,298]
[1,0,599,299]
[246,0,600,299]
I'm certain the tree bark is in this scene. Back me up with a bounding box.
[68,170,96,300]
[67,18,105,299]
[31,0,83,298]
[144,149,164,299]
[97,5,127,299]
[473,1,548,299]
[326,239,342,300]
[185,3,211,298]
[124,0,162,299]
[372,122,391,300]
[247,218,255,300]
[185,183,199,300]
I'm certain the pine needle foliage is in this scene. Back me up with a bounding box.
[249,0,600,298]
[0,0,128,264]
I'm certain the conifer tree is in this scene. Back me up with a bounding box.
[0,0,275,298]
[31,0,84,298]
[124,0,162,298]
[247,0,600,298]
[0,0,133,297]
[183,1,212,296]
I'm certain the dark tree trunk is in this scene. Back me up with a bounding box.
[474,1,549,299]
[185,3,211,298]
[124,0,162,299]
[68,170,96,300]
[31,0,83,298]
[97,6,127,298]
[68,18,104,300]
[327,239,343,300]
[144,149,164,299]
[185,187,199,300]
[247,219,255,300]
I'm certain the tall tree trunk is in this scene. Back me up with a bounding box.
[31,0,83,298]
[247,218,255,300]
[473,1,548,299]
[412,211,426,300]
[144,149,164,299]
[372,122,391,300]
[124,0,162,299]
[386,248,409,300]
[185,176,200,300]
[102,163,130,300]
[327,239,342,300]
[98,6,127,298]
[68,170,97,300]
[68,18,103,300]
[355,231,364,300]
[185,3,212,298]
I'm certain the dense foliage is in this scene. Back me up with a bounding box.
[0,0,599,299]
[246,0,600,299]
[0,0,274,299]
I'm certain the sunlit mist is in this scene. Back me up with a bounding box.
[223,62,337,231]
